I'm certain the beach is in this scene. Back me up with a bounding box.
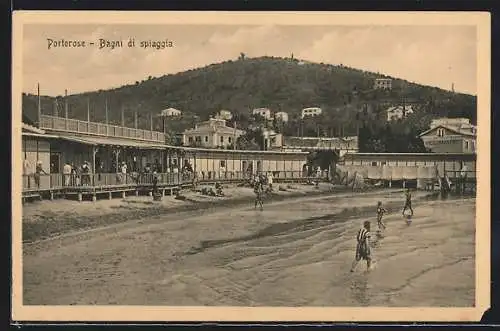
[22,183,353,243]
[22,185,475,306]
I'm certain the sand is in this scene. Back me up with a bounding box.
[22,183,371,243]
[22,189,474,306]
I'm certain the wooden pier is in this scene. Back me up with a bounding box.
[21,171,320,203]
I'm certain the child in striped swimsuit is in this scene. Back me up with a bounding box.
[350,221,372,272]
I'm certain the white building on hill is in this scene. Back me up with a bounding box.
[374,78,392,90]
[253,108,272,120]
[386,105,414,121]
[182,118,245,149]
[419,117,477,154]
[216,109,233,121]
[274,111,289,123]
[301,107,322,119]
[161,107,182,117]
[262,128,284,151]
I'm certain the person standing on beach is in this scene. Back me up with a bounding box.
[350,221,372,272]
[402,188,414,216]
[23,158,32,188]
[81,161,91,186]
[120,162,127,184]
[376,201,387,230]
[267,172,274,192]
[63,162,72,186]
[34,160,47,189]
[254,180,264,210]
[152,170,159,196]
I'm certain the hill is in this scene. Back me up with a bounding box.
[22,56,477,151]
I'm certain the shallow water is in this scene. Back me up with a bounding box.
[23,191,475,306]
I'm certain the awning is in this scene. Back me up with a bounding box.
[22,132,60,139]
[56,133,167,149]
[22,122,46,134]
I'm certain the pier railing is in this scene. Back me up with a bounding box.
[22,171,319,192]
[39,114,166,143]
[444,170,476,179]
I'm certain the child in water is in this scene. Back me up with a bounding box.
[376,201,387,231]
[402,188,414,217]
[254,181,264,210]
[350,220,372,272]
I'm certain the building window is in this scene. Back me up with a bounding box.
[188,137,193,143]
[437,128,444,137]
[220,160,226,168]
[371,161,377,166]
[465,140,469,150]
[220,136,224,143]
[228,137,232,143]
[204,136,208,142]
[195,136,201,142]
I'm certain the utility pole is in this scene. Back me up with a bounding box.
[105,98,109,124]
[37,83,41,127]
[87,97,90,123]
[233,121,237,150]
[64,89,68,119]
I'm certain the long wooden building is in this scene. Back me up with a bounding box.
[21,115,311,202]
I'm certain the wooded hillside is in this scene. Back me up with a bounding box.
[22,56,477,152]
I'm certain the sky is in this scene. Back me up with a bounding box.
[22,24,477,96]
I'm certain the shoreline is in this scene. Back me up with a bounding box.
[22,183,390,244]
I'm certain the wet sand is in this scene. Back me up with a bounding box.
[22,183,341,243]
[22,189,475,307]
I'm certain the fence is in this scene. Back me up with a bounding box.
[39,114,166,143]
[444,170,477,179]
[338,165,476,181]
[22,170,318,192]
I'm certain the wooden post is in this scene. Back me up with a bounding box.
[53,99,58,117]
[150,113,153,132]
[114,149,120,173]
[92,146,98,186]
[37,83,41,128]
[64,89,68,130]
[105,98,109,136]
[87,98,90,132]
[105,98,109,124]
[160,150,164,173]
[121,106,125,127]
[134,111,138,129]
[193,152,197,174]
[233,121,237,150]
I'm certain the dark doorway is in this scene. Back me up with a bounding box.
[50,153,61,173]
